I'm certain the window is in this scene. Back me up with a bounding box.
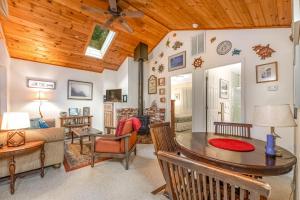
[85,25,115,59]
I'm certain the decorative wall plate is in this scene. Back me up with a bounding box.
[172,41,183,50]
[193,57,204,69]
[158,64,165,73]
[152,66,156,72]
[216,40,232,55]
[252,44,275,60]
[232,48,241,56]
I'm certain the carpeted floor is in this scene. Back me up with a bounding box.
[0,144,293,200]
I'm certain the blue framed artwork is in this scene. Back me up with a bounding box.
[168,51,186,72]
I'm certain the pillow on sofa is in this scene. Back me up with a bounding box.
[131,117,141,132]
[30,118,41,129]
[115,119,126,136]
[38,119,49,129]
[120,119,133,136]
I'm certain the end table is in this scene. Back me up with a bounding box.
[0,141,45,194]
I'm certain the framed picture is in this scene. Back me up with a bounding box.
[69,108,79,116]
[158,78,165,86]
[159,88,165,95]
[219,79,229,99]
[160,97,166,103]
[256,62,278,83]
[27,78,56,90]
[83,107,90,116]
[122,95,128,103]
[68,80,93,100]
[148,75,157,94]
[103,95,106,102]
[168,51,186,72]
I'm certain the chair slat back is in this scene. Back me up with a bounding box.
[158,151,271,200]
[150,122,177,154]
[214,122,252,138]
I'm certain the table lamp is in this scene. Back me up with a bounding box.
[1,112,30,147]
[253,104,296,156]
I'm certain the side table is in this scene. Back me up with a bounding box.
[0,141,45,194]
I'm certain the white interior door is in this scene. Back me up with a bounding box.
[206,63,243,132]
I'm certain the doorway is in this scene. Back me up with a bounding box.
[171,73,193,133]
[205,63,243,132]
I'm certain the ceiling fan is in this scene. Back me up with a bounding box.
[82,0,144,33]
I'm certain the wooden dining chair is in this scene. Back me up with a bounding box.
[158,151,271,200]
[150,122,179,195]
[214,122,253,138]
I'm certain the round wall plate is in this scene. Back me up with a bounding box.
[217,40,232,55]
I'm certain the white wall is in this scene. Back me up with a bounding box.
[8,59,104,130]
[145,28,294,151]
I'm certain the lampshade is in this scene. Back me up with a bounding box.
[34,91,48,102]
[252,104,296,127]
[1,112,30,130]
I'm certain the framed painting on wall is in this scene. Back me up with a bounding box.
[68,80,93,100]
[219,79,229,99]
[159,88,165,95]
[27,78,56,90]
[168,51,186,72]
[158,78,165,86]
[256,62,278,83]
[148,75,157,94]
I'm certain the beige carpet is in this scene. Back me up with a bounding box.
[0,144,293,200]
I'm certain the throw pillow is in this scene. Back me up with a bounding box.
[30,118,41,129]
[115,119,126,136]
[131,117,141,132]
[120,119,133,136]
[38,119,49,129]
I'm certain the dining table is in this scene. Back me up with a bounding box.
[175,132,297,176]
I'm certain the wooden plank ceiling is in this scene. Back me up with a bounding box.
[0,0,291,73]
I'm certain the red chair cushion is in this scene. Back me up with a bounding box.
[131,117,142,132]
[115,119,126,136]
[95,139,121,153]
[120,119,133,136]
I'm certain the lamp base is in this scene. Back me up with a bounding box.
[7,130,26,147]
[265,134,276,156]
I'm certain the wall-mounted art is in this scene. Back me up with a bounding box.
[122,95,128,103]
[232,48,241,56]
[168,51,186,72]
[159,52,164,58]
[148,75,157,94]
[158,64,165,73]
[210,37,216,43]
[154,61,158,64]
[27,78,56,90]
[160,97,166,103]
[159,88,165,95]
[193,57,204,69]
[166,38,171,47]
[256,62,278,83]
[173,33,177,37]
[68,80,93,100]
[172,41,183,50]
[219,79,229,99]
[158,78,165,86]
[217,40,232,55]
[252,44,275,60]
[83,107,90,116]
[152,66,156,72]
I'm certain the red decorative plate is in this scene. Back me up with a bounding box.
[208,138,255,152]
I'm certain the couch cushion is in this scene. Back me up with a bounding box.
[30,118,41,129]
[38,119,49,128]
[95,139,121,153]
[120,131,137,152]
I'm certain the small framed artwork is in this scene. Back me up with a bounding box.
[159,88,165,95]
[148,75,157,94]
[219,79,229,99]
[83,107,90,116]
[256,62,278,83]
[68,80,93,100]
[103,95,106,102]
[27,78,56,90]
[69,108,79,116]
[160,97,166,103]
[158,78,165,86]
[168,51,186,72]
[122,95,128,102]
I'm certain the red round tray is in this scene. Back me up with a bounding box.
[208,138,255,152]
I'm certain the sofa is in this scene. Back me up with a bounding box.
[0,119,64,178]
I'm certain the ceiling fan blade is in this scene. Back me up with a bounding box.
[81,4,109,15]
[119,18,133,33]
[102,16,116,28]
[121,10,144,18]
[108,0,118,12]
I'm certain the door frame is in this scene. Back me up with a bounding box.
[204,61,246,131]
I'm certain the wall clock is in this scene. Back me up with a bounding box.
[148,75,157,94]
[216,40,232,55]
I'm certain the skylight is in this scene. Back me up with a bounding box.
[85,25,115,59]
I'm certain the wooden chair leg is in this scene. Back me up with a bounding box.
[134,145,137,155]
[151,184,166,195]
[125,137,129,170]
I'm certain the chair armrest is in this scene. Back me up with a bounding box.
[96,133,131,141]
[105,126,117,134]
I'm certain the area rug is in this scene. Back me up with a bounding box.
[63,141,110,172]
[137,134,153,144]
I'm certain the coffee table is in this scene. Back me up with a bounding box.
[72,128,103,154]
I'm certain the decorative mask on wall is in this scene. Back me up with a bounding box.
[210,37,216,43]
[166,38,171,47]
[159,52,164,58]
[172,41,183,50]
[158,64,165,73]
[232,48,241,56]
[193,57,204,69]
[252,44,275,60]
[173,33,177,37]
[152,66,156,72]
[154,61,158,64]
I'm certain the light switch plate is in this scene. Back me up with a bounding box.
[268,85,279,91]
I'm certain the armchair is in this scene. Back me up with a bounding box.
[91,118,140,170]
